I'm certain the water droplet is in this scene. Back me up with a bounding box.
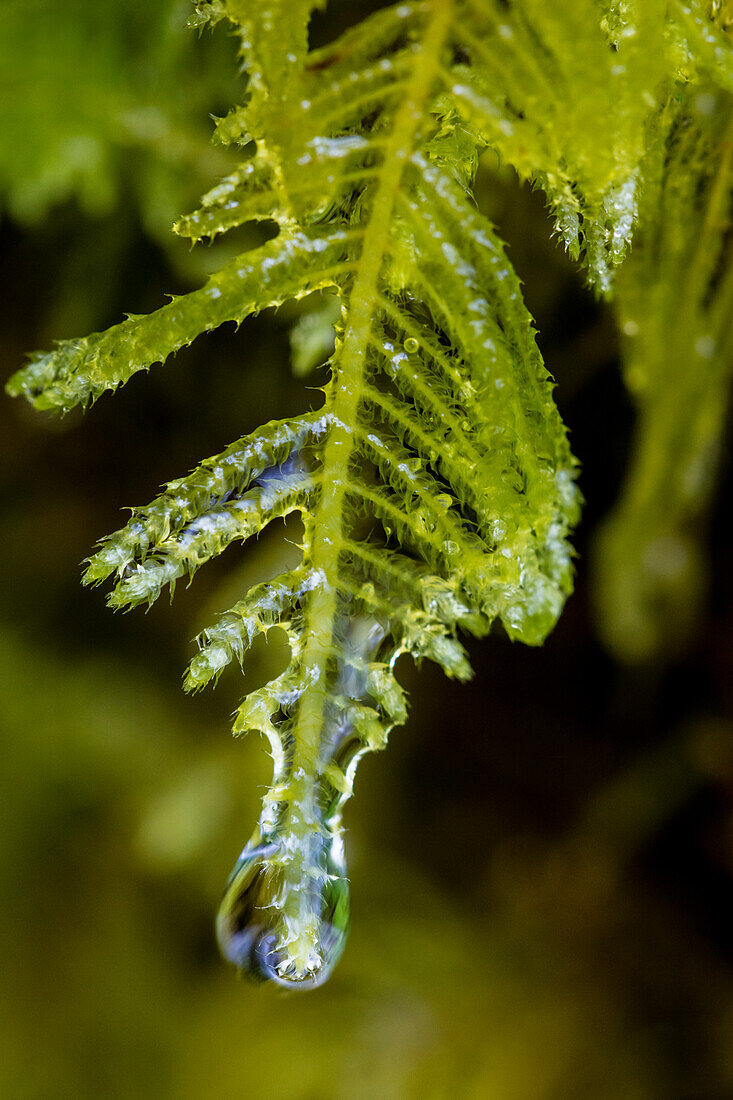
[403,337,419,354]
[695,335,715,359]
[695,92,716,116]
[216,822,349,989]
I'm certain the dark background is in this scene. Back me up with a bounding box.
[1,2,732,1096]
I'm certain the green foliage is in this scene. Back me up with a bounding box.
[7,0,733,986]
[0,0,235,231]
[595,85,733,660]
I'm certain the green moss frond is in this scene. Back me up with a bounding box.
[11,0,730,987]
[594,85,733,661]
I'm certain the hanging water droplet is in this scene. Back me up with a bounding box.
[403,336,419,354]
[216,820,350,989]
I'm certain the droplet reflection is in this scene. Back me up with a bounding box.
[216,823,350,989]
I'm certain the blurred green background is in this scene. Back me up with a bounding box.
[1,2,732,1097]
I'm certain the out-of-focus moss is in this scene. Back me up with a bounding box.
[0,0,237,233]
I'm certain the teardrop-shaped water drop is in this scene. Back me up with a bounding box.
[216,822,350,989]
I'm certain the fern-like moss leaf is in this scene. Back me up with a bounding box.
[6,0,592,987]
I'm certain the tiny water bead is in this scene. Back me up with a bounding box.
[216,819,350,989]
[403,336,419,354]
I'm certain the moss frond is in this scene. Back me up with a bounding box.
[9,0,731,988]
